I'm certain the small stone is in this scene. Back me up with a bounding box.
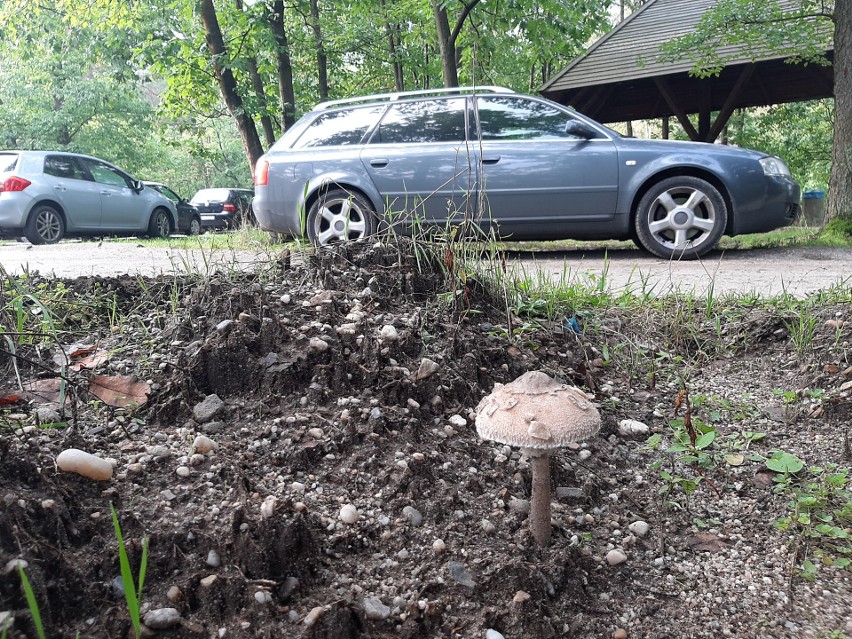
[192,435,217,454]
[142,608,181,629]
[449,414,467,427]
[303,606,325,627]
[207,549,221,567]
[254,590,273,605]
[512,590,531,605]
[628,521,650,537]
[414,358,440,380]
[432,539,446,554]
[56,449,113,481]
[40,499,55,510]
[447,561,476,588]
[508,497,530,515]
[402,505,423,526]
[613,629,628,639]
[176,466,190,478]
[200,575,218,588]
[261,496,278,519]
[215,320,234,334]
[35,407,61,423]
[309,337,329,353]
[486,631,505,639]
[363,596,391,620]
[481,519,496,534]
[379,325,399,341]
[606,549,627,566]
[307,428,324,439]
[339,504,359,524]
[166,586,181,602]
[193,395,225,423]
[618,419,649,437]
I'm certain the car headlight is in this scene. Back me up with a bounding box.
[760,156,791,177]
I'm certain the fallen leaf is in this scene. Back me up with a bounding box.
[823,364,840,374]
[0,392,23,406]
[753,471,775,488]
[684,532,728,553]
[724,453,745,466]
[70,352,110,372]
[88,375,150,408]
[22,378,64,404]
[53,343,95,368]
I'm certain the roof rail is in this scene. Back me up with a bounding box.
[314,86,515,110]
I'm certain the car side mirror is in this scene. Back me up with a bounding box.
[565,120,596,140]
[131,179,144,193]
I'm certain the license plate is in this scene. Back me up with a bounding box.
[201,215,215,221]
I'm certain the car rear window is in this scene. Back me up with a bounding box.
[293,106,386,149]
[191,188,231,203]
[0,153,19,173]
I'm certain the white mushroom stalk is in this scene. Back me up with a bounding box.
[475,371,601,547]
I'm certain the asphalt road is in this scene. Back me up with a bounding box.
[1,240,851,298]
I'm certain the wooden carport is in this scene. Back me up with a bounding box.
[540,0,834,142]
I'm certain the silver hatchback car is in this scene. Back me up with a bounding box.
[252,87,800,259]
[0,151,178,244]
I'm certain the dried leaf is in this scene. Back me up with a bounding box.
[89,375,150,408]
[53,343,95,368]
[70,352,110,372]
[0,392,23,406]
[685,532,728,553]
[22,378,63,404]
[724,453,745,466]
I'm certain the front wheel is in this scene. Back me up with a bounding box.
[307,188,376,246]
[25,204,65,244]
[147,209,171,238]
[634,177,727,260]
[188,216,202,236]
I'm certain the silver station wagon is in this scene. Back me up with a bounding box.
[252,87,800,259]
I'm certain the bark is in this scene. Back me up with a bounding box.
[529,453,553,547]
[827,3,852,222]
[199,0,264,169]
[309,0,329,100]
[430,0,481,88]
[235,0,277,147]
[381,0,404,91]
[268,0,297,131]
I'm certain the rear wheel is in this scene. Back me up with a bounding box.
[147,209,171,238]
[634,176,727,259]
[307,188,376,245]
[25,204,65,244]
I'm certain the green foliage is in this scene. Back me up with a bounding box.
[18,567,46,639]
[111,503,149,639]
[773,463,852,581]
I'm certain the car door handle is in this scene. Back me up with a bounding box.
[53,184,66,192]
[369,159,389,167]
[482,156,501,164]
[100,190,111,196]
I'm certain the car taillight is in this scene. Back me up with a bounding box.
[0,176,31,192]
[223,202,237,212]
[254,159,269,186]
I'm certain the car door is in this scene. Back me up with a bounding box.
[82,158,146,230]
[360,97,477,229]
[42,155,102,229]
[473,96,619,237]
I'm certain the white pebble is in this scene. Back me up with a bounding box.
[192,435,217,454]
[339,504,359,524]
[56,449,113,481]
[629,521,650,537]
[606,549,627,566]
[261,496,278,519]
[432,539,446,553]
[618,419,650,436]
[207,549,221,568]
[380,325,399,341]
[176,466,190,478]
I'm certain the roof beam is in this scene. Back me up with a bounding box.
[654,77,700,140]
[707,63,755,142]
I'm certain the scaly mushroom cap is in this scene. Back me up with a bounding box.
[475,371,600,450]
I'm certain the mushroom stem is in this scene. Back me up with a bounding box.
[529,451,552,547]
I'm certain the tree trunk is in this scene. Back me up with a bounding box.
[382,0,404,91]
[431,1,458,87]
[235,0,277,148]
[309,0,328,100]
[827,4,852,223]
[199,0,264,170]
[268,0,297,131]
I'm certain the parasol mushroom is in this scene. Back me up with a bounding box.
[475,371,601,547]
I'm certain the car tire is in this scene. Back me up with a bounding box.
[147,208,172,239]
[189,216,202,236]
[634,176,727,260]
[307,188,376,246]
[24,204,65,245]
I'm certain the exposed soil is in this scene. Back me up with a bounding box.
[1,241,851,639]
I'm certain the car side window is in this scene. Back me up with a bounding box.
[84,160,133,188]
[371,98,467,144]
[44,155,89,181]
[158,186,180,202]
[476,97,591,141]
[294,106,386,148]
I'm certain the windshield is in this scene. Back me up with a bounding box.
[190,188,231,203]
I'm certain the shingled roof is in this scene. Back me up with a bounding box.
[541,0,834,140]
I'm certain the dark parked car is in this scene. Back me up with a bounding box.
[189,188,254,230]
[251,86,800,259]
[0,151,178,244]
[143,182,202,236]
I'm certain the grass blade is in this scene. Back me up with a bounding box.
[18,567,46,639]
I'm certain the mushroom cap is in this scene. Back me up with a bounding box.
[475,371,600,450]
